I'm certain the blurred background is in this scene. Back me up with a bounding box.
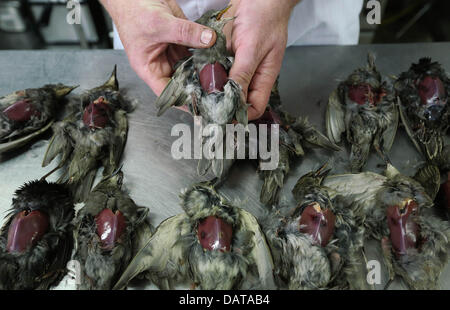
[0,0,449,50]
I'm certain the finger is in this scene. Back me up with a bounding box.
[134,64,168,96]
[229,43,261,97]
[151,77,170,96]
[140,73,169,97]
[159,17,217,49]
[165,0,188,19]
[246,59,281,121]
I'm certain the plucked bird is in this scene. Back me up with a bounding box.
[326,54,399,172]
[154,6,247,178]
[0,84,76,154]
[72,171,150,289]
[260,164,365,289]
[395,58,449,171]
[0,180,74,289]
[42,66,131,202]
[322,164,450,289]
[113,182,275,290]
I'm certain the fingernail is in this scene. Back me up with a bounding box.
[200,29,214,45]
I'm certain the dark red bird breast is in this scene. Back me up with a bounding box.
[386,200,419,256]
[299,203,336,247]
[95,208,126,250]
[6,210,50,253]
[82,96,111,129]
[417,76,447,106]
[348,84,385,106]
[197,216,232,252]
[2,99,40,122]
[199,62,228,94]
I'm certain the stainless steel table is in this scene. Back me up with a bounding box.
[0,43,449,289]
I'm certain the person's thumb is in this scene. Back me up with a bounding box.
[161,17,217,48]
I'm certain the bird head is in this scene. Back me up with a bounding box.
[195,6,234,53]
[196,5,233,32]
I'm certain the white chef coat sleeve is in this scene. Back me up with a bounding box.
[288,0,364,46]
[112,0,364,49]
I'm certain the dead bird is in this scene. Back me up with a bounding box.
[0,180,74,290]
[72,171,150,290]
[395,58,449,171]
[260,164,365,289]
[154,6,247,178]
[322,164,450,289]
[42,66,131,202]
[0,84,76,154]
[254,80,340,206]
[113,182,275,290]
[326,54,399,172]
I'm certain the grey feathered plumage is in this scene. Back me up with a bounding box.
[42,66,130,202]
[395,58,449,171]
[326,54,399,172]
[323,164,450,289]
[260,165,365,289]
[0,180,74,290]
[0,84,76,154]
[154,7,247,179]
[113,183,275,290]
[72,171,150,289]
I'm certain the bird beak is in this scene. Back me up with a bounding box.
[312,202,322,213]
[216,5,231,20]
[399,198,413,214]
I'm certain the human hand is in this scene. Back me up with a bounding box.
[223,0,299,120]
[100,0,217,96]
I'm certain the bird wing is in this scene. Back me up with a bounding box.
[70,169,97,203]
[326,89,346,144]
[237,208,276,289]
[155,57,195,116]
[413,164,441,200]
[398,98,424,156]
[381,99,399,153]
[113,214,188,290]
[260,144,290,206]
[228,79,248,126]
[42,114,77,167]
[0,120,53,154]
[36,228,74,290]
[292,117,341,151]
[105,110,128,175]
[323,172,386,217]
